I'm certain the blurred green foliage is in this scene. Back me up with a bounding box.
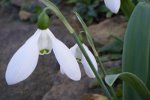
[0,0,10,7]
[20,0,61,23]
[66,0,140,25]
[66,0,111,25]
[21,3,42,23]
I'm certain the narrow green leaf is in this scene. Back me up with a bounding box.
[74,11,107,77]
[121,0,135,19]
[74,11,95,51]
[105,72,150,99]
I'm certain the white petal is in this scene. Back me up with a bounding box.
[81,44,98,78]
[104,0,120,14]
[70,44,82,59]
[46,29,56,39]
[52,38,81,81]
[5,30,40,85]
[38,29,52,55]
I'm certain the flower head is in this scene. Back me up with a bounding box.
[104,0,121,14]
[70,44,98,78]
[5,29,81,85]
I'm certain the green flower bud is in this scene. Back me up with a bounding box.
[37,11,51,30]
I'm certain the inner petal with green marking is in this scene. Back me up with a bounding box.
[38,30,52,55]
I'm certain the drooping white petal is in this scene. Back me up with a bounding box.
[5,29,41,85]
[81,44,98,78]
[46,29,56,39]
[104,0,120,14]
[70,44,82,59]
[52,38,81,81]
[38,29,52,55]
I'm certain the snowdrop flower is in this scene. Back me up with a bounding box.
[5,29,81,85]
[104,0,121,14]
[67,44,98,78]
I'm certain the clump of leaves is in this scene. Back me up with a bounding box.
[0,0,11,8]
[66,0,111,25]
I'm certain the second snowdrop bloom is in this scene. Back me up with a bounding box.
[5,29,81,85]
[69,44,98,78]
[104,0,121,14]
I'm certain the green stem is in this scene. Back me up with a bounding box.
[41,0,74,34]
[74,12,118,100]
[95,53,106,76]
[41,0,115,99]
[73,33,113,99]
[96,56,118,100]
[74,11,107,76]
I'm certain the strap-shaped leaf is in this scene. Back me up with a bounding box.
[122,2,150,100]
[74,11,95,52]
[105,72,150,99]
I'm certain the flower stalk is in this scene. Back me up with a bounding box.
[73,33,112,99]
[41,0,118,99]
[40,0,74,34]
[74,11,118,100]
[74,11,107,77]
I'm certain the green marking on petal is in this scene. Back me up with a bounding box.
[40,49,49,54]
[77,58,81,62]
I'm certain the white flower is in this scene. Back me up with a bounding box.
[104,0,121,14]
[5,29,81,85]
[69,44,98,78]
